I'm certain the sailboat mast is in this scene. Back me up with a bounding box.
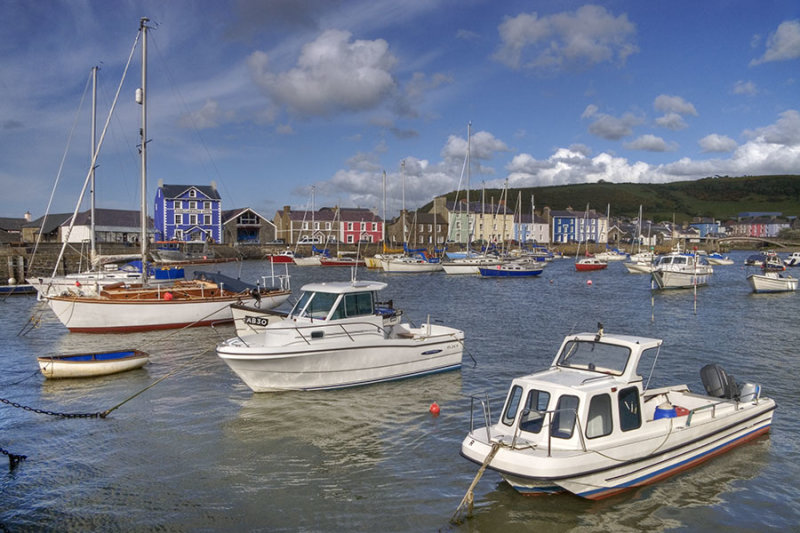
[138,17,149,271]
[381,171,386,246]
[466,122,471,245]
[90,65,98,265]
[401,160,407,244]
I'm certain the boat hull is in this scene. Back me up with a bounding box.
[217,325,464,391]
[575,262,607,272]
[37,349,149,379]
[747,273,798,293]
[292,256,322,267]
[462,397,775,500]
[623,261,654,274]
[651,269,712,289]
[46,289,290,333]
[478,264,544,277]
[381,259,443,272]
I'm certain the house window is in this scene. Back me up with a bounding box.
[174,214,181,225]
[189,201,197,210]
[204,215,211,225]
[189,214,197,225]
[347,234,354,244]
[371,222,377,231]
[303,222,309,230]
[239,212,257,225]
[189,189,196,198]
[360,222,366,231]
[203,201,211,210]
[314,222,320,230]
[347,222,353,231]
[325,222,331,230]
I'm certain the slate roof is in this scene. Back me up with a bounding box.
[159,184,221,200]
[0,217,27,231]
[222,208,270,224]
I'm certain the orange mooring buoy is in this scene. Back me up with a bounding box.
[429,402,440,416]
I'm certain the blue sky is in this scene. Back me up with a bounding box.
[2,1,799,221]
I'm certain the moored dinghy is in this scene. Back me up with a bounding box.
[38,349,149,379]
[460,325,775,499]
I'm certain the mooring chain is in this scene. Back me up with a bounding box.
[0,396,105,419]
[0,445,26,469]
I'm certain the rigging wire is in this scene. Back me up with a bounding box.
[27,71,93,273]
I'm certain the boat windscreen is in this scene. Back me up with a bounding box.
[556,340,630,375]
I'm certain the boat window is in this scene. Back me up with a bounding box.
[550,395,579,439]
[586,394,613,439]
[290,291,314,318]
[556,340,631,375]
[519,389,550,434]
[502,385,523,427]
[303,292,339,320]
[618,387,641,431]
[344,292,373,317]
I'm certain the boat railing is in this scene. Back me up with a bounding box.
[685,400,727,427]
[504,407,587,456]
[228,319,390,348]
[468,394,500,444]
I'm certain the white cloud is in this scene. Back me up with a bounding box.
[624,134,677,152]
[743,109,800,145]
[178,99,234,129]
[653,94,697,116]
[247,29,397,117]
[586,111,644,140]
[750,19,800,66]
[493,5,638,71]
[699,134,738,153]
[733,80,757,96]
[655,112,688,130]
[581,104,598,119]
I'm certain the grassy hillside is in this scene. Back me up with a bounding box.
[431,175,800,222]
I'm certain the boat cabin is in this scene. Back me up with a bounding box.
[288,281,398,323]
[497,331,663,448]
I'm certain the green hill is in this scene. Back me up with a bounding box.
[432,175,800,222]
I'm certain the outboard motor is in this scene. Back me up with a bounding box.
[700,364,739,400]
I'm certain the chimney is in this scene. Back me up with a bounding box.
[157,178,163,188]
[211,180,217,191]
[24,211,31,222]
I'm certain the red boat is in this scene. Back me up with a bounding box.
[575,257,608,271]
[267,250,295,264]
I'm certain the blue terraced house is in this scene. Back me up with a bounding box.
[154,181,222,243]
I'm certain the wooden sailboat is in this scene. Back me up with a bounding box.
[45,18,290,333]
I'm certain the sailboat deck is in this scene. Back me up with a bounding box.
[99,280,240,300]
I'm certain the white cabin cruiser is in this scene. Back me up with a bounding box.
[460,326,775,500]
[650,251,713,289]
[217,280,464,391]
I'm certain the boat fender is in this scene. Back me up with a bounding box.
[163,292,173,301]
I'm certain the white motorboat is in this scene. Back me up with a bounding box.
[460,326,775,500]
[216,280,464,391]
[623,261,654,274]
[650,251,713,289]
[747,271,798,293]
[594,250,627,262]
[706,253,734,266]
[381,255,443,273]
[784,251,800,267]
[230,301,289,336]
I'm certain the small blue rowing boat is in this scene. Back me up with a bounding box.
[479,261,545,278]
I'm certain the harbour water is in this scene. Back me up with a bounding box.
[1,251,799,531]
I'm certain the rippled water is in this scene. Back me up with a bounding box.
[1,252,798,531]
